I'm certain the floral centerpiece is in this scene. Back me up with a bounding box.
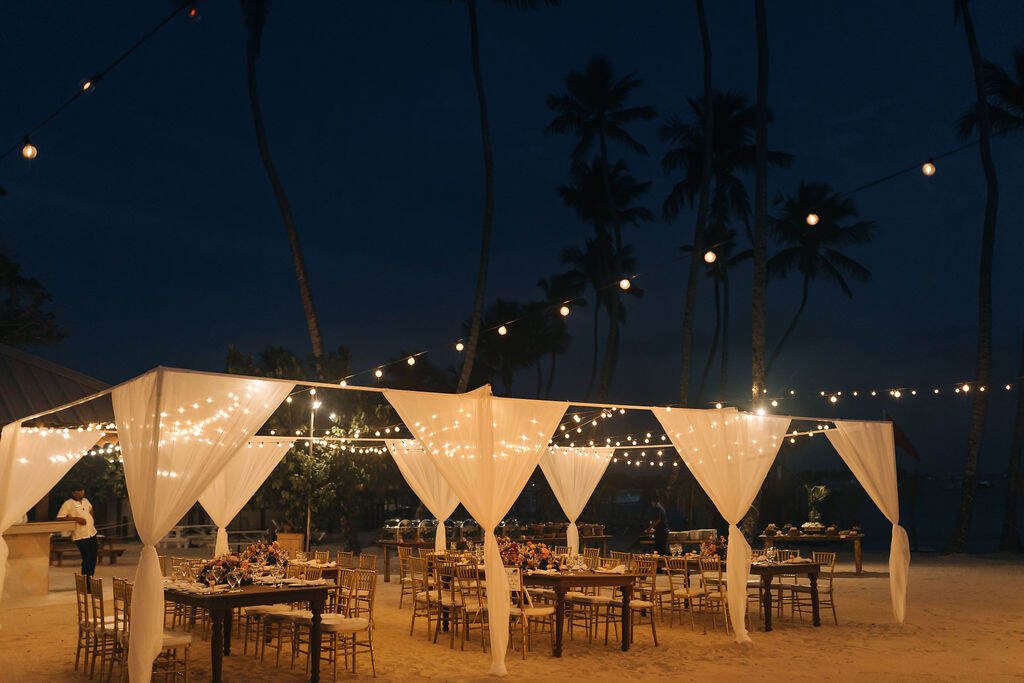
[240,540,288,566]
[196,555,253,586]
[699,539,726,559]
[498,537,561,570]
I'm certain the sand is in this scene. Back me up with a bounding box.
[2,549,1022,681]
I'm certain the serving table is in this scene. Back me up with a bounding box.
[749,560,821,631]
[760,532,864,573]
[163,583,329,682]
[522,571,638,657]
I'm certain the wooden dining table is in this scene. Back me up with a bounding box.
[163,583,330,682]
[750,560,821,631]
[522,571,638,657]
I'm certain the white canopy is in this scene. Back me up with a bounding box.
[384,439,460,552]
[539,446,613,555]
[199,438,293,557]
[383,385,566,676]
[655,407,791,643]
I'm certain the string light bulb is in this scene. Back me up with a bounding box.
[922,161,936,176]
[21,138,37,159]
[962,383,970,392]
[455,341,464,352]
[497,325,508,336]
[559,305,570,317]
[829,395,838,404]
[407,356,416,366]
[81,78,95,93]
[703,250,717,264]
[375,368,383,378]
[806,213,819,226]
[619,278,631,290]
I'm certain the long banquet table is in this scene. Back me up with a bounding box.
[163,583,330,682]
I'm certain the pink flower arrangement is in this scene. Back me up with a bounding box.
[196,554,253,585]
[498,537,560,570]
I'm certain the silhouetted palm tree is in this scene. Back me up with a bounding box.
[956,44,1024,138]
[559,158,654,399]
[240,0,324,365]
[948,0,1001,553]
[536,272,586,398]
[752,0,770,403]
[454,0,562,394]
[765,182,876,375]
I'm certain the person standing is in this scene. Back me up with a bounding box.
[650,495,669,556]
[57,484,98,576]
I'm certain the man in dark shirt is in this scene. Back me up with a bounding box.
[650,495,669,555]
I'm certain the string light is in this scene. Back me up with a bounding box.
[407,356,416,366]
[922,161,936,176]
[806,213,819,226]
[703,250,717,264]
[619,278,631,290]
[21,138,37,159]
[455,342,464,352]
[559,305,570,317]
[497,325,508,336]
[375,368,383,378]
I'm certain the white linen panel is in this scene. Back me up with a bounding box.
[0,422,103,612]
[825,420,909,624]
[539,446,613,555]
[383,385,566,676]
[114,368,291,682]
[654,407,790,643]
[199,438,293,557]
[384,439,460,552]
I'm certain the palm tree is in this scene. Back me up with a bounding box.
[1002,333,1023,552]
[454,0,562,394]
[956,43,1024,138]
[948,0,1000,553]
[751,0,769,403]
[240,0,324,365]
[559,238,610,398]
[536,272,586,398]
[661,90,792,405]
[765,182,876,375]
[558,158,654,399]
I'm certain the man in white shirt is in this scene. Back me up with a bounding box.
[57,484,98,576]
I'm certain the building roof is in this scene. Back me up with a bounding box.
[0,343,112,426]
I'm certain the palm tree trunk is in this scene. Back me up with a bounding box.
[999,331,1023,551]
[719,269,730,399]
[246,50,324,363]
[597,294,620,401]
[545,352,557,399]
[535,359,544,399]
[680,0,713,408]
[751,0,769,403]
[455,0,496,393]
[766,276,809,377]
[949,0,999,553]
[585,302,600,399]
[695,275,721,406]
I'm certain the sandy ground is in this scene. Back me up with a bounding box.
[2,549,1022,681]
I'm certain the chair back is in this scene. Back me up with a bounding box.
[553,545,568,556]
[301,566,323,581]
[775,548,798,561]
[698,557,724,592]
[314,550,330,563]
[455,564,484,608]
[336,550,355,568]
[610,550,632,570]
[286,564,304,579]
[664,556,688,593]
[86,576,105,631]
[75,574,91,628]
[351,568,377,620]
[813,551,836,587]
[357,553,377,571]
[112,577,132,638]
[632,555,658,598]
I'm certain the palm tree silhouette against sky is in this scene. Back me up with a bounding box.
[536,272,586,398]
[766,181,876,377]
[453,0,561,395]
[956,44,1024,138]
[240,0,324,368]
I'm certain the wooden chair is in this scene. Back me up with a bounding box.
[508,568,554,658]
[582,547,599,568]
[431,558,465,649]
[314,550,331,564]
[293,568,377,677]
[455,564,489,651]
[336,550,355,568]
[397,546,414,608]
[408,556,438,638]
[792,551,837,624]
[664,556,705,629]
[112,578,192,681]
[357,553,377,571]
[73,574,94,673]
[698,557,731,632]
[609,551,632,571]
[606,556,658,646]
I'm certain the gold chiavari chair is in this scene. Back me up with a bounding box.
[431,557,465,649]
[552,546,568,556]
[113,578,192,681]
[293,568,378,677]
[397,546,414,608]
[621,555,659,645]
[771,548,800,615]
[84,576,118,679]
[408,556,438,638]
[336,550,355,568]
[508,568,555,658]
[357,553,377,571]
[455,564,488,651]
[582,547,599,569]
[314,550,331,564]
[791,551,837,624]
[609,550,632,571]
[73,574,94,673]
[664,556,705,629]
[698,557,732,633]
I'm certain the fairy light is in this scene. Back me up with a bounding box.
[559,305,570,317]
[407,356,416,366]
[21,138,37,159]
[455,342,464,352]
[703,250,717,264]
[806,213,819,226]
[375,368,383,378]
[922,161,936,176]
[497,325,508,336]
[619,278,631,290]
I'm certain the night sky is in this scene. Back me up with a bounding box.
[2,1,1022,473]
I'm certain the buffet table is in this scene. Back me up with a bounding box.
[760,532,865,574]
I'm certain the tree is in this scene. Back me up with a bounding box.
[751,0,770,404]
[948,0,1000,553]
[557,158,653,399]
[453,0,562,394]
[535,272,585,398]
[956,44,1024,138]
[765,182,876,375]
[661,90,792,404]
[239,0,325,365]
[0,251,66,347]
[466,299,539,395]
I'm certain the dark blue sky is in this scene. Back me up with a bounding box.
[2,1,1022,472]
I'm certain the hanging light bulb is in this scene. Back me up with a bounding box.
[407,356,416,366]
[559,305,570,317]
[962,383,970,392]
[829,395,838,404]
[497,325,508,336]
[375,368,383,378]
[771,399,779,407]
[455,341,464,352]
[81,77,96,93]
[922,161,936,176]
[715,402,723,409]
[806,213,819,226]
[703,250,717,264]
[21,138,37,159]
[619,278,631,290]
[187,4,200,21]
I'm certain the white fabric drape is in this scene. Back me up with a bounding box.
[199,438,293,557]
[0,422,104,608]
[826,420,909,624]
[383,385,566,675]
[539,446,613,555]
[655,407,790,643]
[115,368,291,682]
[384,439,460,552]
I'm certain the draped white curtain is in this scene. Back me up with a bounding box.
[655,407,790,643]
[115,368,291,682]
[384,439,460,552]
[539,446,613,555]
[199,438,293,557]
[383,385,566,675]
[826,420,909,624]
[0,422,104,608]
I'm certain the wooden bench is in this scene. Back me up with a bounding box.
[50,538,127,566]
